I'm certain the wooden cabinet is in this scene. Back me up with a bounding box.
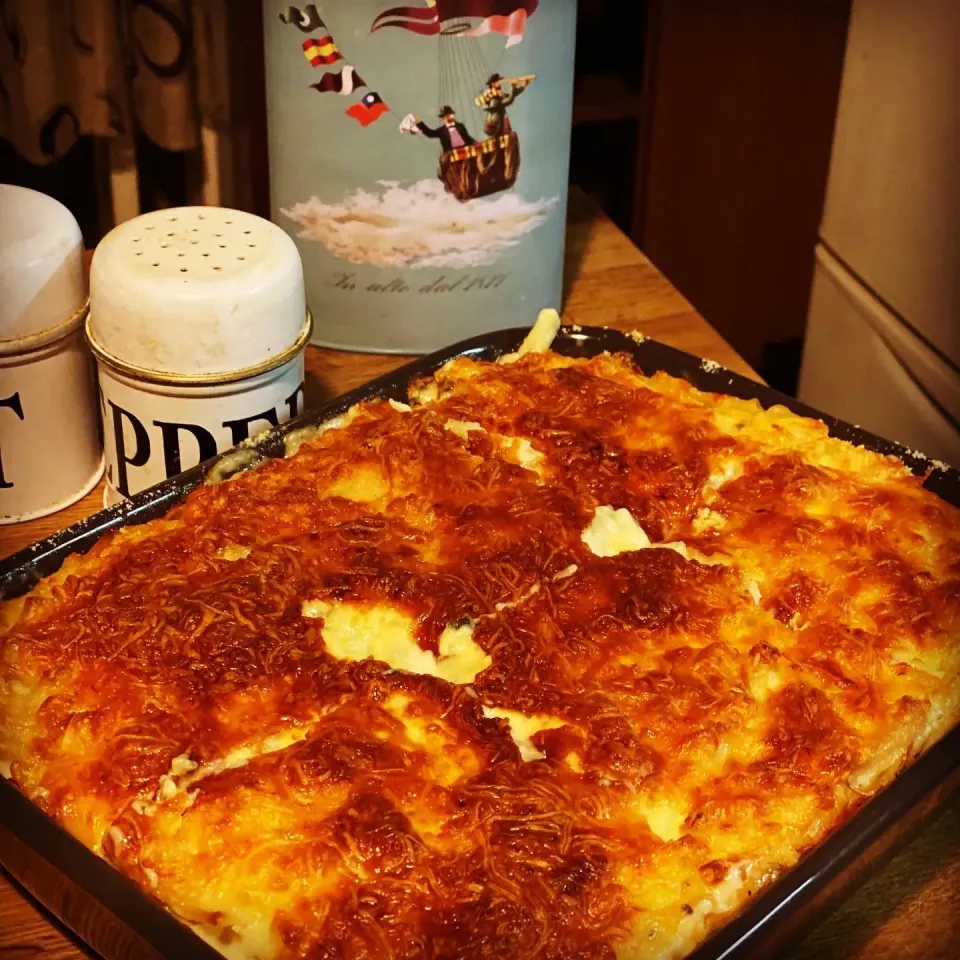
[636,0,850,379]
[571,0,851,384]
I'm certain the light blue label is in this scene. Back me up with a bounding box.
[263,1,576,352]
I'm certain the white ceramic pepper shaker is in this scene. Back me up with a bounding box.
[87,206,311,505]
[0,185,104,524]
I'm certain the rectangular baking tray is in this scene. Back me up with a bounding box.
[2,325,958,960]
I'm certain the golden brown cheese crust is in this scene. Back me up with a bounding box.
[2,349,959,960]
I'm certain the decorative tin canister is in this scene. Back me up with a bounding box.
[262,0,576,352]
[87,206,310,505]
[0,185,104,524]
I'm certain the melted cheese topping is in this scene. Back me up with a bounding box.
[2,344,959,960]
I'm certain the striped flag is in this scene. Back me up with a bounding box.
[310,66,366,96]
[278,4,325,32]
[302,36,343,67]
[371,5,441,36]
[461,9,530,46]
[346,92,390,127]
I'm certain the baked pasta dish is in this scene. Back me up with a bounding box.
[2,312,959,960]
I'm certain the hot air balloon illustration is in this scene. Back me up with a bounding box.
[373,1,539,202]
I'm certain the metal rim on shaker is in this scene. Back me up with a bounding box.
[0,299,90,357]
[84,310,314,386]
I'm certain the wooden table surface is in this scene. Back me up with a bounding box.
[1,202,958,960]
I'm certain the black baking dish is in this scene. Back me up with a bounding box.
[1,325,959,960]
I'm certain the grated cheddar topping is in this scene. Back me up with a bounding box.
[2,338,959,960]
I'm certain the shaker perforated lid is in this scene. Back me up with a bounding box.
[0,184,86,351]
[88,207,306,377]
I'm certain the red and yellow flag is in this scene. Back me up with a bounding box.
[302,36,342,67]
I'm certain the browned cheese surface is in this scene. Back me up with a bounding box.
[2,348,959,960]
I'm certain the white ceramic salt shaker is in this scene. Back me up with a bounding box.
[87,206,311,505]
[0,185,104,524]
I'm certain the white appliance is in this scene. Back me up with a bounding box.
[798,0,960,466]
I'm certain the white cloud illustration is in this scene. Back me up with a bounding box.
[281,179,556,269]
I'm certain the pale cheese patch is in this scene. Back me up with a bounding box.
[706,459,742,491]
[409,379,439,405]
[581,506,691,560]
[216,544,251,561]
[435,621,492,683]
[325,465,389,503]
[501,436,543,473]
[481,707,567,761]
[304,601,491,685]
[636,797,689,843]
[582,506,651,556]
[156,729,311,803]
[691,507,726,534]
[444,419,544,475]
[662,541,691,560]
[284,407,360,458]
[219,729,310,772]
[444,419,485,441]
[747,662,786,702]
[204,448,263,486]
[744,577,762,605]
